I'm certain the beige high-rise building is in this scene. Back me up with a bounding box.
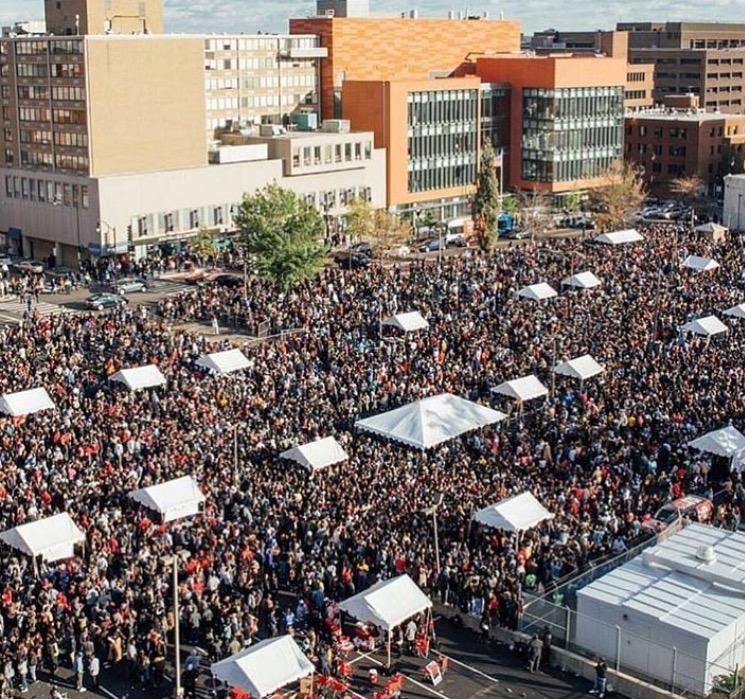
[44,0,163,35]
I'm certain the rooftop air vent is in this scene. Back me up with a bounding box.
[696,545,716,564]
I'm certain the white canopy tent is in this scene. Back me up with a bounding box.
[688,426,745,459]
[561,271,602,289]
[339,574,432,667]
[517,283,558,301]
[494,374,549,402]
[129,476,205,522]
[695,222,728,235]
[682,255,720,272]
[381,311,429,333]
[723,304,745,320]
[279,436,348,472]
[111,365,166,391]
[0,387,54,417]
[211,636,314,698]
[0,513,85,563]
[553,354,605,382]
[680,315,728,337]
[196,349,250,375]
[473,492,554,533]
[593,229,644,245]
[355,393,506,450]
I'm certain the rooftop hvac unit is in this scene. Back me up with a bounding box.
[321,119,351,133]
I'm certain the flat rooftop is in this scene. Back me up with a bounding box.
[579,524,745,640]
[625,108,745,122]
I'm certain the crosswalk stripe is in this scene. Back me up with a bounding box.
[0,299,72,316]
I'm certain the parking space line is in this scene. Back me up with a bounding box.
[356,650,453,699]
[100,685,121,699]
[439,653,500,684]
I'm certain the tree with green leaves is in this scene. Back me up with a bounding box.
[235,183,327,289]
[190,227,217,262]
[473,139,501,251]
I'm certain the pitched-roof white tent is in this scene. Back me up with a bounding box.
[680,315,728,337]
[382,311,429,333]
[723,304,745,320]
[111,364,166,391]
[561,271,602,289]
[683,255,720,272]
[473,492,554,532]
[593,229,644,245]
[576,524,745,695]
[339,574,432,631]
[494,374,549,401]
[0,513,85,562]
[695,222,728,235]
[517,283,558,301]
[553,354,605,381]
[0,387,54,416]
[688,426,745,458]
[355,393,506,450]
[279,436,348,472]
[211,636,314,698]
[129,476,205,522]
[196,349,250,375]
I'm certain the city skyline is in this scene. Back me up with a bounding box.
[2,0,745,35]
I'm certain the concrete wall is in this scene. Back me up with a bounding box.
[45,0,163,35]
[724,175,745,230]
[85,36,207,177]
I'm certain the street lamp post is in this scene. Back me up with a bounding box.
[423,494,444,576]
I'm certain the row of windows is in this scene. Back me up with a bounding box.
[625,90,648,100]
[5,175,89,207]
[17,107,86,124]
[206,57,277,71]
[408,162,477,193]
[408,90,479,126]
[627,72,648,82]
[135,185,370,238]
[15,62,84,79]
[521,152,622,183]
[17,150,88,171]
[204,37,317,52]
[291,140,373,168]
[205,74,317,91]
[7,39,83,55]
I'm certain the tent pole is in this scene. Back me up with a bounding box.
[173,555,183,699]
[387,633,391,670]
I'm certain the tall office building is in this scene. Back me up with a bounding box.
[620,23,745,113]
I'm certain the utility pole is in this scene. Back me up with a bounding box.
[173,555,182,699]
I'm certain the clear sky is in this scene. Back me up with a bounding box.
[2,0,744,36]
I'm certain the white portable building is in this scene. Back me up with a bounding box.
[381,311,429,333]
[561,271,602,289]
[680,315,728,337]
[683,255,720,272]
[494,374,549,402]
[517,283,558,301]
[593,229,644,245]
[473,492,553,532]
[553,354,605,382]
[0,513,85,562]
[576,524,745,696]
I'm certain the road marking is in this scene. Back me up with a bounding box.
[359,651,453,699]
[100,685,121,699]
[440,653,500,684]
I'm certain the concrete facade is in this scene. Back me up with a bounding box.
[723,174,745,230]
[44,0,163,36]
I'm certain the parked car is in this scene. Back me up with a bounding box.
[641,495,714,534]
[445,232,467,248]
[349,241,373,257]
[13,259,44,274]
[113,277,149,295]
[212,274,244,289]
[86,293,129,311]
[419,238,446,253]
[333,250,371,269]
[500,229,530,240]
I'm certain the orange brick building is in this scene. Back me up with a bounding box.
[289,15,520,119]
[343,77,484,216]
[475,54,628,193]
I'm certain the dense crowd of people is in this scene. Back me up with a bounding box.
[1,223,744,696]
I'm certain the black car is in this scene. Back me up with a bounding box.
[333,250,371,269]
[349,241,373,257]
[212,274,244,289]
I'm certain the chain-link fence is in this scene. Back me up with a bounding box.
[520,520,745,698]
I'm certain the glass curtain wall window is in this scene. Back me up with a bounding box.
[407,89,479,194]
[521,86,624,183]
